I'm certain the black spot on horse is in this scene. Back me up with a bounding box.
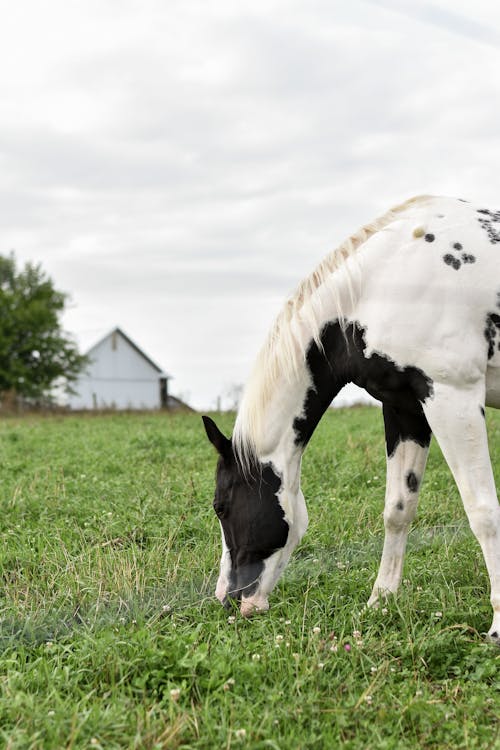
[396,500,404,511]
[294,321,433,458]
[461,253,475,264]
[477,208,500,244]
[453,242,463,251]
[484,313,500,360]
[443,254,461,270]
[406,471,419,493]
[424,233,435,243]
[480,406,486,418]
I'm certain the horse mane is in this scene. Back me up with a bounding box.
[233,194,432,467]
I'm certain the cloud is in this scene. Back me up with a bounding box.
[1,1,500,409]
[364,0,500,49]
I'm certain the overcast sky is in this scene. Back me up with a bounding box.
[2,0,500,410]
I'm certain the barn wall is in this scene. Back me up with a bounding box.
[69,377,161,410]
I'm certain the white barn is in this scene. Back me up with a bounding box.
[68,327,173,411]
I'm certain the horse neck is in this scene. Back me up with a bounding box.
[235,325,349,487]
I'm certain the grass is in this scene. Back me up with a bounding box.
[0,407,499,749]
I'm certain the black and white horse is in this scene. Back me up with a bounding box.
[203,195,500,640]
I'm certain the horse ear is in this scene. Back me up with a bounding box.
[202,416,232,460]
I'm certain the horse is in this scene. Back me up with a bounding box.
[203,195,500,640]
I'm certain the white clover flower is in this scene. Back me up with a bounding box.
[434,611,443,619]
[353,630,361,639]
[227,615,236,624]
[317,662,324,669]
[370,666,377,674]
[252,653,261,662]
[381,607,388,615]
[330,644,338,653]
[235,728,247,740]
[312,626,321,635]
[365,695,373,705]
[170,688,181,702]
[275,634,284,642]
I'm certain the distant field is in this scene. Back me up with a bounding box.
[0,408,499,749]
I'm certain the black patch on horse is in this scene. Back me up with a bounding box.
[208,433,288,600]
[294,321,433,456]
[484,313,500,359]
[383,403,431,459]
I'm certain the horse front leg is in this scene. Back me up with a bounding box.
[368,404,431,606]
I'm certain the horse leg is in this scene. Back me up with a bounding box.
[368,405,431,606]
[422,381,500,642]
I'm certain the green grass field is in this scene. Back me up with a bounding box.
[0,407,499,749]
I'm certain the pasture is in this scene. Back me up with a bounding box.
[0,408,499,749]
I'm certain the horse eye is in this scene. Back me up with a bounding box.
[213,498,226,518]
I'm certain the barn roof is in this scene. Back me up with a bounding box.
[86,327,170,379]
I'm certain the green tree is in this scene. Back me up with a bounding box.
[0,253,87,404]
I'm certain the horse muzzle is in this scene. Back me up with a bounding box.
[239,594,270,618]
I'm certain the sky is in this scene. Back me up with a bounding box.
[2,0,500,410]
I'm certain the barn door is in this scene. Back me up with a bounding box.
[159,377,169,409]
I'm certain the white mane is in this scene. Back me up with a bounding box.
[233,195,432,465]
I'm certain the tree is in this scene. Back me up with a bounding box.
[0,253,87,405]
